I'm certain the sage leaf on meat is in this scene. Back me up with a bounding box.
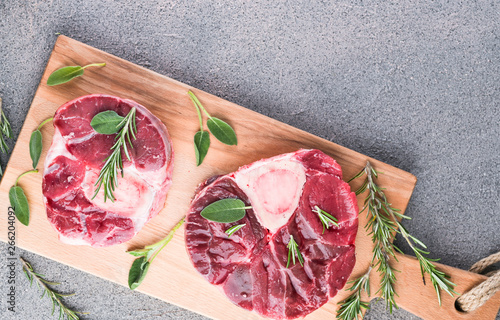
[206,117,237,145]
[9,169,38,226]
[194,130,210,166]
[200,199,251,223]
[47,62,106,86]
[90,110,125,134]
[225,224,246,237]
[29,117,54,169]
[128,256,150,290]
[126,218,185,290]
[29,130,42,169]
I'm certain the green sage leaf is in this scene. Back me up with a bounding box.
[126,248,150,257]
[128,256,150,290]
[201,199,249,223]
[194,130,210,166]
[47,66,84,86]
[207,117,237,146]
[91,110,125,134]
[9,186,30,226]
[29,130,43,169]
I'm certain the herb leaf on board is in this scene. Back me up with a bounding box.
[128,257,150,290]
[127,218,185,290]
[194,130,210,166]
[200,199,251,223]
[9,186,30,226]
[187,90,238,165]
[29,130,42,169]
[9,169,38,226]
[29,117,54,169]
[47,62,106,86]
[90,110,125,134]
[206,117,237,145]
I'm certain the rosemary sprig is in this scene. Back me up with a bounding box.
[337,162,457,319]
[0,98,13,157]
[20,257,87,320]
[390,209,458,304]
[312,205,339,234]
[93,107,137,202]
[286,235,304,268]
[337,266,372,320]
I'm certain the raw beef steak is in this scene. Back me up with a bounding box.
[185,149,358,319]
[42,94,173,247]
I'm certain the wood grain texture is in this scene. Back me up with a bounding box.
[0,36,497,319]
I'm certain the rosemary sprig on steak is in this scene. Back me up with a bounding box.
[312,205,339,234]
[286,235,304,268]
[20,257,88,320]
[92,107,137,202]
[337,162,456,319]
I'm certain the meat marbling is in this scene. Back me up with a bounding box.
[185,149,358,319]
[42,94,173,247]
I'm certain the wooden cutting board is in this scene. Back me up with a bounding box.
[0,36,498,320]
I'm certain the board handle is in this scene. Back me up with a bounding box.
[376,253,500,320]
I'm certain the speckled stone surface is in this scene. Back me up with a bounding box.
[1,1,499,319]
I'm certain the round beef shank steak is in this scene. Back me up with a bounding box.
[42,94,173,247]
[185,149,358,319]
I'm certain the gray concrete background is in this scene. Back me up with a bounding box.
[1,1,499,319]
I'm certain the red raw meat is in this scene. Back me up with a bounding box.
[42,94,173,247]
[185,149,358,319]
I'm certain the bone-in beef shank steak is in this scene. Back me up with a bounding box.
[42,94,173,247]
[185,149,358,319]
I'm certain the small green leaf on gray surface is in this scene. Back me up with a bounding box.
[225,224,246,237]
[9,186,30,226]
[47,62,106,86]
[194,130,210,166]
[207,117,237,146]
[29,130,43,169]
[91,110,125,134]
[201,199,251,223]
[128,256,151,290]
